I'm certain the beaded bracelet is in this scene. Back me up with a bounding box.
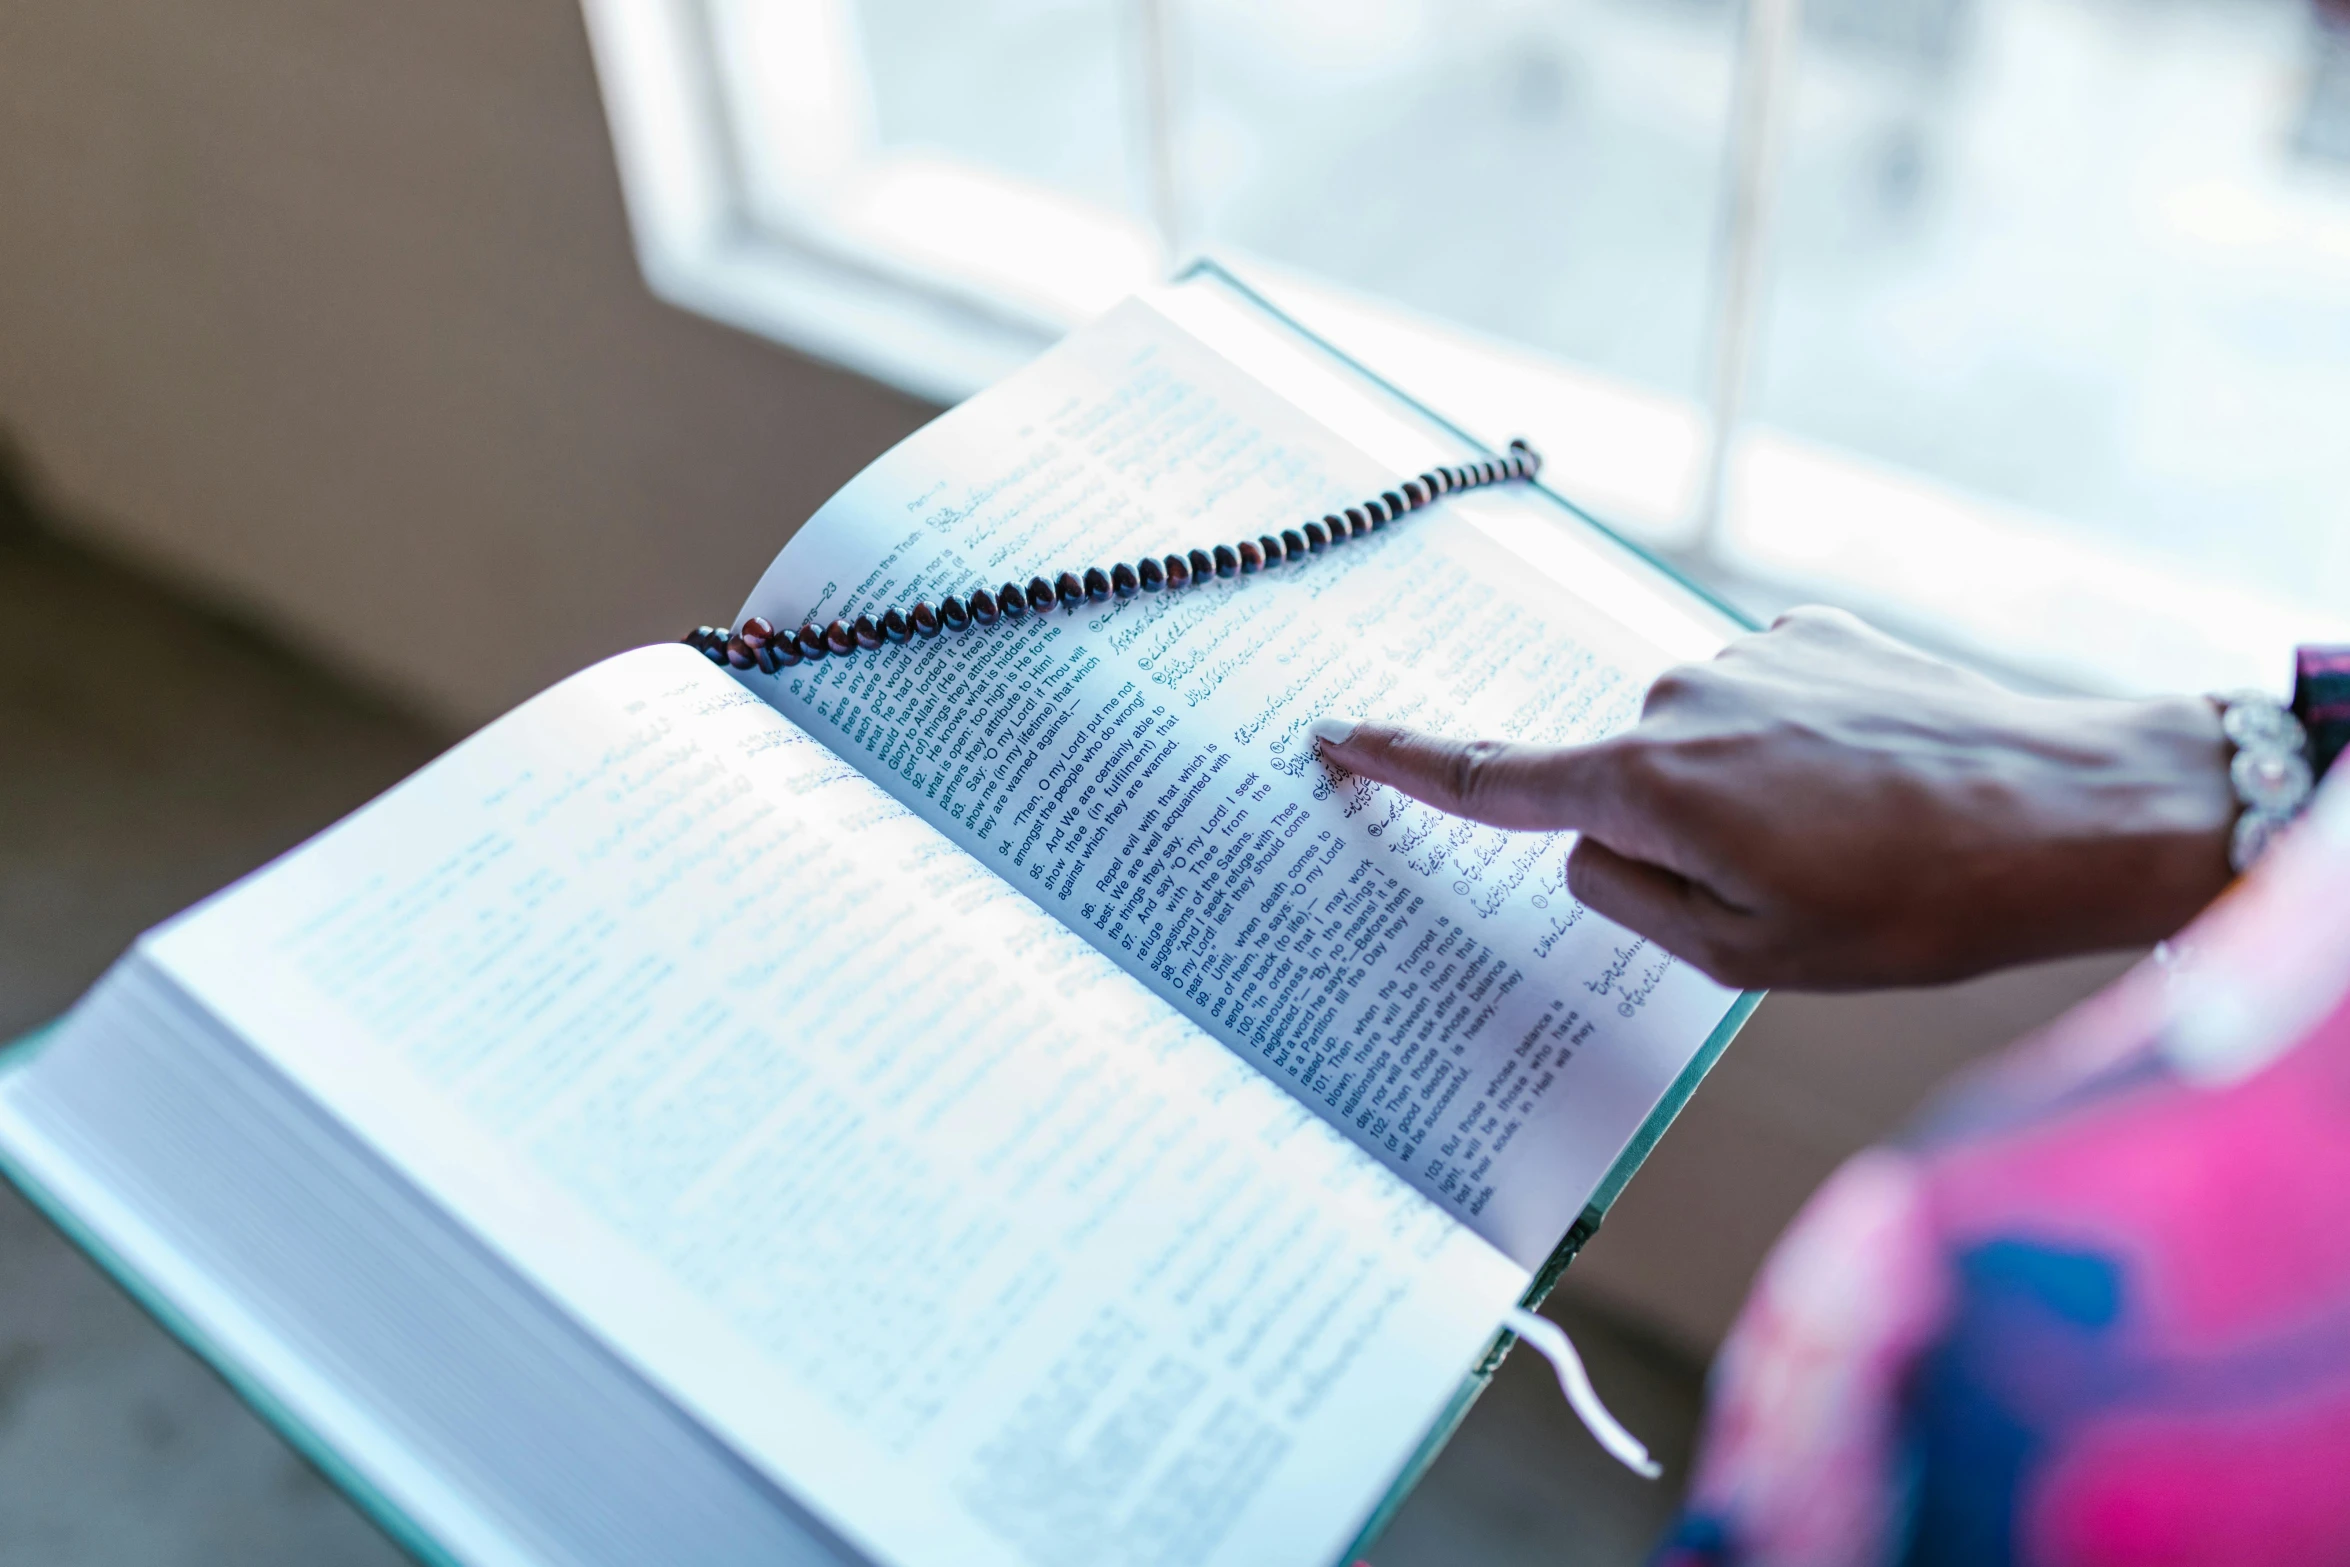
[2218,648,2350,872]
[685,440,1542,673]
[2214,689,2317,872]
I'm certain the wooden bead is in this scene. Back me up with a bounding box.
[770,639,802,669]
[1364,498,1390,527]
[1056,571,1085,610]
[939,595,971,631]
[796,623,828,659]
[824,620,857,656]
[1321,513,1348,544]
[1303,520,1329,551]
[1111,562,1139,599]
[1237,539,1264,573]
[1343,507,1368,538]
[1511,437,1541,477]
[882,608,911,643]
[1083,566,1112,603]
[1213,544,1239,578]
[739,616,775,651]
[1280,528,1307,561]
[969,587,1000,625]
[1480,460,1500,484]
[1380,490,1406,518]
[1188,548,1215,582]
[853,614,883,649]
[1402,479,1429,508]
[725,635,757,669]
[1166,552,1193,588]
[1137,556,1165,591]
[755,643,785,674]
[911,602,940,639]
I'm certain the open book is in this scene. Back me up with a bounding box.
[0,265,1757,1567]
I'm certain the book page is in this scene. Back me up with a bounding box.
[737,298,1742,1270]
[145,646,1527,1567]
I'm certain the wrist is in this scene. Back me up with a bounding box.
[2094,694,2235,944]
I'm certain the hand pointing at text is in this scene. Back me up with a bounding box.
[1309,607,2236,991]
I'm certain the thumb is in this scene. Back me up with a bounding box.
[1310,718,1620,833]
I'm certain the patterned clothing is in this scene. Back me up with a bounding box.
[2297,646,2350,783]
[1659,769,2350,1567]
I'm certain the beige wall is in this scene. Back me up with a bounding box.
[0,0,932,725]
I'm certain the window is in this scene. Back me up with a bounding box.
[1740,0,2350,683]
[582,0,2350,691]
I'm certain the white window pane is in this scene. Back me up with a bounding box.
[1753,0,2350,615]
[1177,0,1742,402]
[707,0,1159,327]
[856,0,1139,218]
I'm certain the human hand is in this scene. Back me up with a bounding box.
[1310,607,2234,990]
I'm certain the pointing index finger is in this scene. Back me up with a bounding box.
[1310,719,1628,834]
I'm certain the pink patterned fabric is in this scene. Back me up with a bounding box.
[1659,773,2350,1567]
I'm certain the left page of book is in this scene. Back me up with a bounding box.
[131,644,1527,1567]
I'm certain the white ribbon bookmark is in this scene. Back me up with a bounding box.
[1502,1307,1664,1479]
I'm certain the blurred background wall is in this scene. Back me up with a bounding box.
[0,0,931,727]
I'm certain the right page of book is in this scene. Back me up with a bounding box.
[737,288,1745,1271]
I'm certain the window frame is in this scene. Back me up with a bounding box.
[580,0,2350,695]
[582,0,1166,403]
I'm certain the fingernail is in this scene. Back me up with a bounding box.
[1309,717,1358,746]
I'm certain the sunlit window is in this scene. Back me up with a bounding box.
[1753,0,2350,632]
[582,0,2350,691]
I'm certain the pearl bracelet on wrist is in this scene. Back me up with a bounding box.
[2213,689,2315,873]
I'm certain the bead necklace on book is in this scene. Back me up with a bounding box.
[677,433,1671,1480]
[686,439,1543,673]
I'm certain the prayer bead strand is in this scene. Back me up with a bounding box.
[686,440,1541,674]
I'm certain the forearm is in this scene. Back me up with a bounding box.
[2052,694,2235,949]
